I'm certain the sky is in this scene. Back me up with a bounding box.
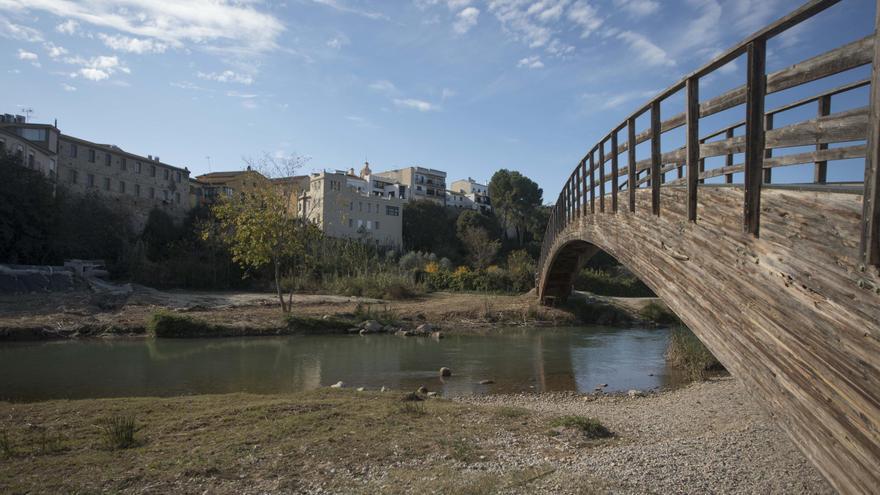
[1,0,876,200]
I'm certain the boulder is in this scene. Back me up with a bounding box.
[380,386,388,392]
[356,387,365,392]
[347,327,361,334]
[439,367,452,377]
[330,381,344,388]
[479,379,494,385]
[362,320,383,333]
[426,391,438,397]
[417,386,428,394]
[627,389,645,397]
[383,325,397,333]
[415,323,434,334]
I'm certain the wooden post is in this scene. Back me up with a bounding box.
[599,142,606,213]
[725,128,735,184]
[861,2,880,265]
[589,151,596,214]
[611,131,619,213]
[575,166,581,218]
[744,38,767,236]
[699,138,706,184]
[763,114,774,184]
[651,100,661,216]
[628,118,637,212]
[686,77,700,223]
[815,95,831,184]
[580,159,588,216]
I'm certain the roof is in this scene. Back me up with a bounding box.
[0,127,56,156]
[59,133,189,173]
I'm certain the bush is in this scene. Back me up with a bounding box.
[574,267,655,297]
[98,415,138,449]
[285,315,351,334]
[353,303,398,326]
[548,416,612,439]
[666,327,725,381]
[639,301,680,325]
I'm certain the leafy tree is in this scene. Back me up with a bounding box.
[401,200,460,259]
[210,154,318,313]
[455,209,501,242]
[460,227,500,270]
[141,208,181,260]
[0,152,56,264]
[488,169,543,247]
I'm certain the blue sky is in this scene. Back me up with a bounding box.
[1,0,876,199]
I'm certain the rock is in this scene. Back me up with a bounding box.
[383,325,396,333]
[330,381,344,388]
[415,323,434,334]
[479,379,494,385]
[431,331,444,339]
[439,367,452,377]
[347,327,361,334]
[356,387,365,392]
[322,314,332,320]
[417,386,428,394]
[427,391,438,397]
[597,383,608,388]
[362,320,383,333]
[628,389,645,397]
[380,386,388,392]
[397,330,413,337]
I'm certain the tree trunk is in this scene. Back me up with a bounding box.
[274,259,287,313]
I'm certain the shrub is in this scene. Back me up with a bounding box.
[574,267,655,297]
[639,301,680,325]
[98,415,138,449]
[321,273,419,300]
[439,257,453,271]
[666,326,725,381]
[397,402,427,416]
[353,303,398,326]
[0,430,14,458]
[286,315,351,334]
[424,261,440,274]
[548,416,612,439]
[506,250,536,293]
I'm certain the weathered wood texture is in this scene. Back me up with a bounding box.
[538,187,880,495]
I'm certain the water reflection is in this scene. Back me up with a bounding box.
[0,326,681,402]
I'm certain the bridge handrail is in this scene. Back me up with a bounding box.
[537,0,880,286]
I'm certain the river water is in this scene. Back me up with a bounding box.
[0,326,686,402]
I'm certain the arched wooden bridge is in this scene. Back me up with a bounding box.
[536,1,880,493]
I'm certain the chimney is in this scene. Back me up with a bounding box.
[155,156,160,162]
[148,155,153,160]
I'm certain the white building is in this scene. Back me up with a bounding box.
[449,177,491,212]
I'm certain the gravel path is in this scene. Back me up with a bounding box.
[457,377,834,494]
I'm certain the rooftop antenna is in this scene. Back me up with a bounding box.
[205,155,212,172]
[20,107,33,122]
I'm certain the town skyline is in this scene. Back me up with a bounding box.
[2,0,876,198]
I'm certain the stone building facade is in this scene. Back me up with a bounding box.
[0,125,58,180]
[373,166,446,206]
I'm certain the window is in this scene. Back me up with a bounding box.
[105,153,111,166]
[87,174,95,187]
[359,201,363,212]
[136,161,141,174]
[348,219,353,228]
[70,143,78,158]
[27,153,34,169]
[120,181,126,193]
[375,221,380,230]
[416,185,422,191]
[150,165,156,177]
[149,187,155,199]
[386,206,399,216]
[20,128,47,141]
[175,192,180,204]
[88,149,96,163]
[349,201,353,211]
[103,177,110,191]
[121,158,127,171]
[367,220,372,230]
[70,169,78,184]
[163,169,169,180]
[135,184,141,197]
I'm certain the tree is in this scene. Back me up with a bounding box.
[460,226,500,270]
[455,209,500,242]
[0,152,56,264]
[402,200,460,259]
[488,169,543,247]
[209,154,319,313]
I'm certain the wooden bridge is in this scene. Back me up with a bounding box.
[536,1,880,493]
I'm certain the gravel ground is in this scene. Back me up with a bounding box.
[455,377,834,495]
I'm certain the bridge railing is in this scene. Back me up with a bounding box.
[538,0,880,287]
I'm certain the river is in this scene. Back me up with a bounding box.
[0,326,687,402]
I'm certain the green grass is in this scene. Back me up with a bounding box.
[548,416,612,439]
[574,268,655,297]
[495,406,529,419]
[639,301,681,325]
[98,415,138,449]
[352,303,399,326]
[0,430,14,458]
[147,310,352,338]
[285,314,351,334]
[666,326,725,381]
[147,311,218,338]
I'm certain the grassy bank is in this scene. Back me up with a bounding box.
[146,310,355,338]
[0,389,614,494]
[666,327,726,380]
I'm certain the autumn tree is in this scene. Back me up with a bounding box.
[460,226,500,270]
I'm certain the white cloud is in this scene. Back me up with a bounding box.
[225,90,258,98]
[5,0,284,57]
[447,0,472,9]
[453,7,480,34]
[79,68,109,81]
[393,98,438,112]
[0,17,42,42]
[98,34,167,54]
[441,88,456,100]
[44,42,67,58]
[517,55,544,69]
[65,54,129,81]
[241,99,258,110]
[17,48,38,61]
[56,20,79,35]
[369,79,397,94]
[197,70,254,85]
[568,0,602,37]
[310,0,388,20]
[61,83,77,91]
[613,0,659,17]
[616,31,674,67]
[326,34,349,49]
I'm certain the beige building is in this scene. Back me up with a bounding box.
[450,177,491,212]
[0,123,58,180]
[374,166,446,205]
[195,168,272,205]
[298,170,403,248]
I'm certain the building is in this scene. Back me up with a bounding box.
[298,170,403,248]
[373,165,446,206]
[450,177,491,212]
[195,168,272,204]
[446,190,474,210]
[1,114,191,230]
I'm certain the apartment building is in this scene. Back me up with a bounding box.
[449,177,491,212]
[298,170,403,248]
[374,166,446,206]
[0,120,58,180]
[195,168,272,205]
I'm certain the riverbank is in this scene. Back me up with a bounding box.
[0,377,830,494]
[0,287,657,341]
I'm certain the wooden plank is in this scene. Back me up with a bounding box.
[699,137,706,184]
[651,100,661,216]
[687,77,700,222]
[764,114,774,184]
[861,3,880,266]
[628,118,637,212]
[725,128,735,184]
[815,95,831,184]
[599,141,606,213]
[611,131,619,213]
[589,151,596,214]
[581,159,588,216]
[744,38,767,236]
